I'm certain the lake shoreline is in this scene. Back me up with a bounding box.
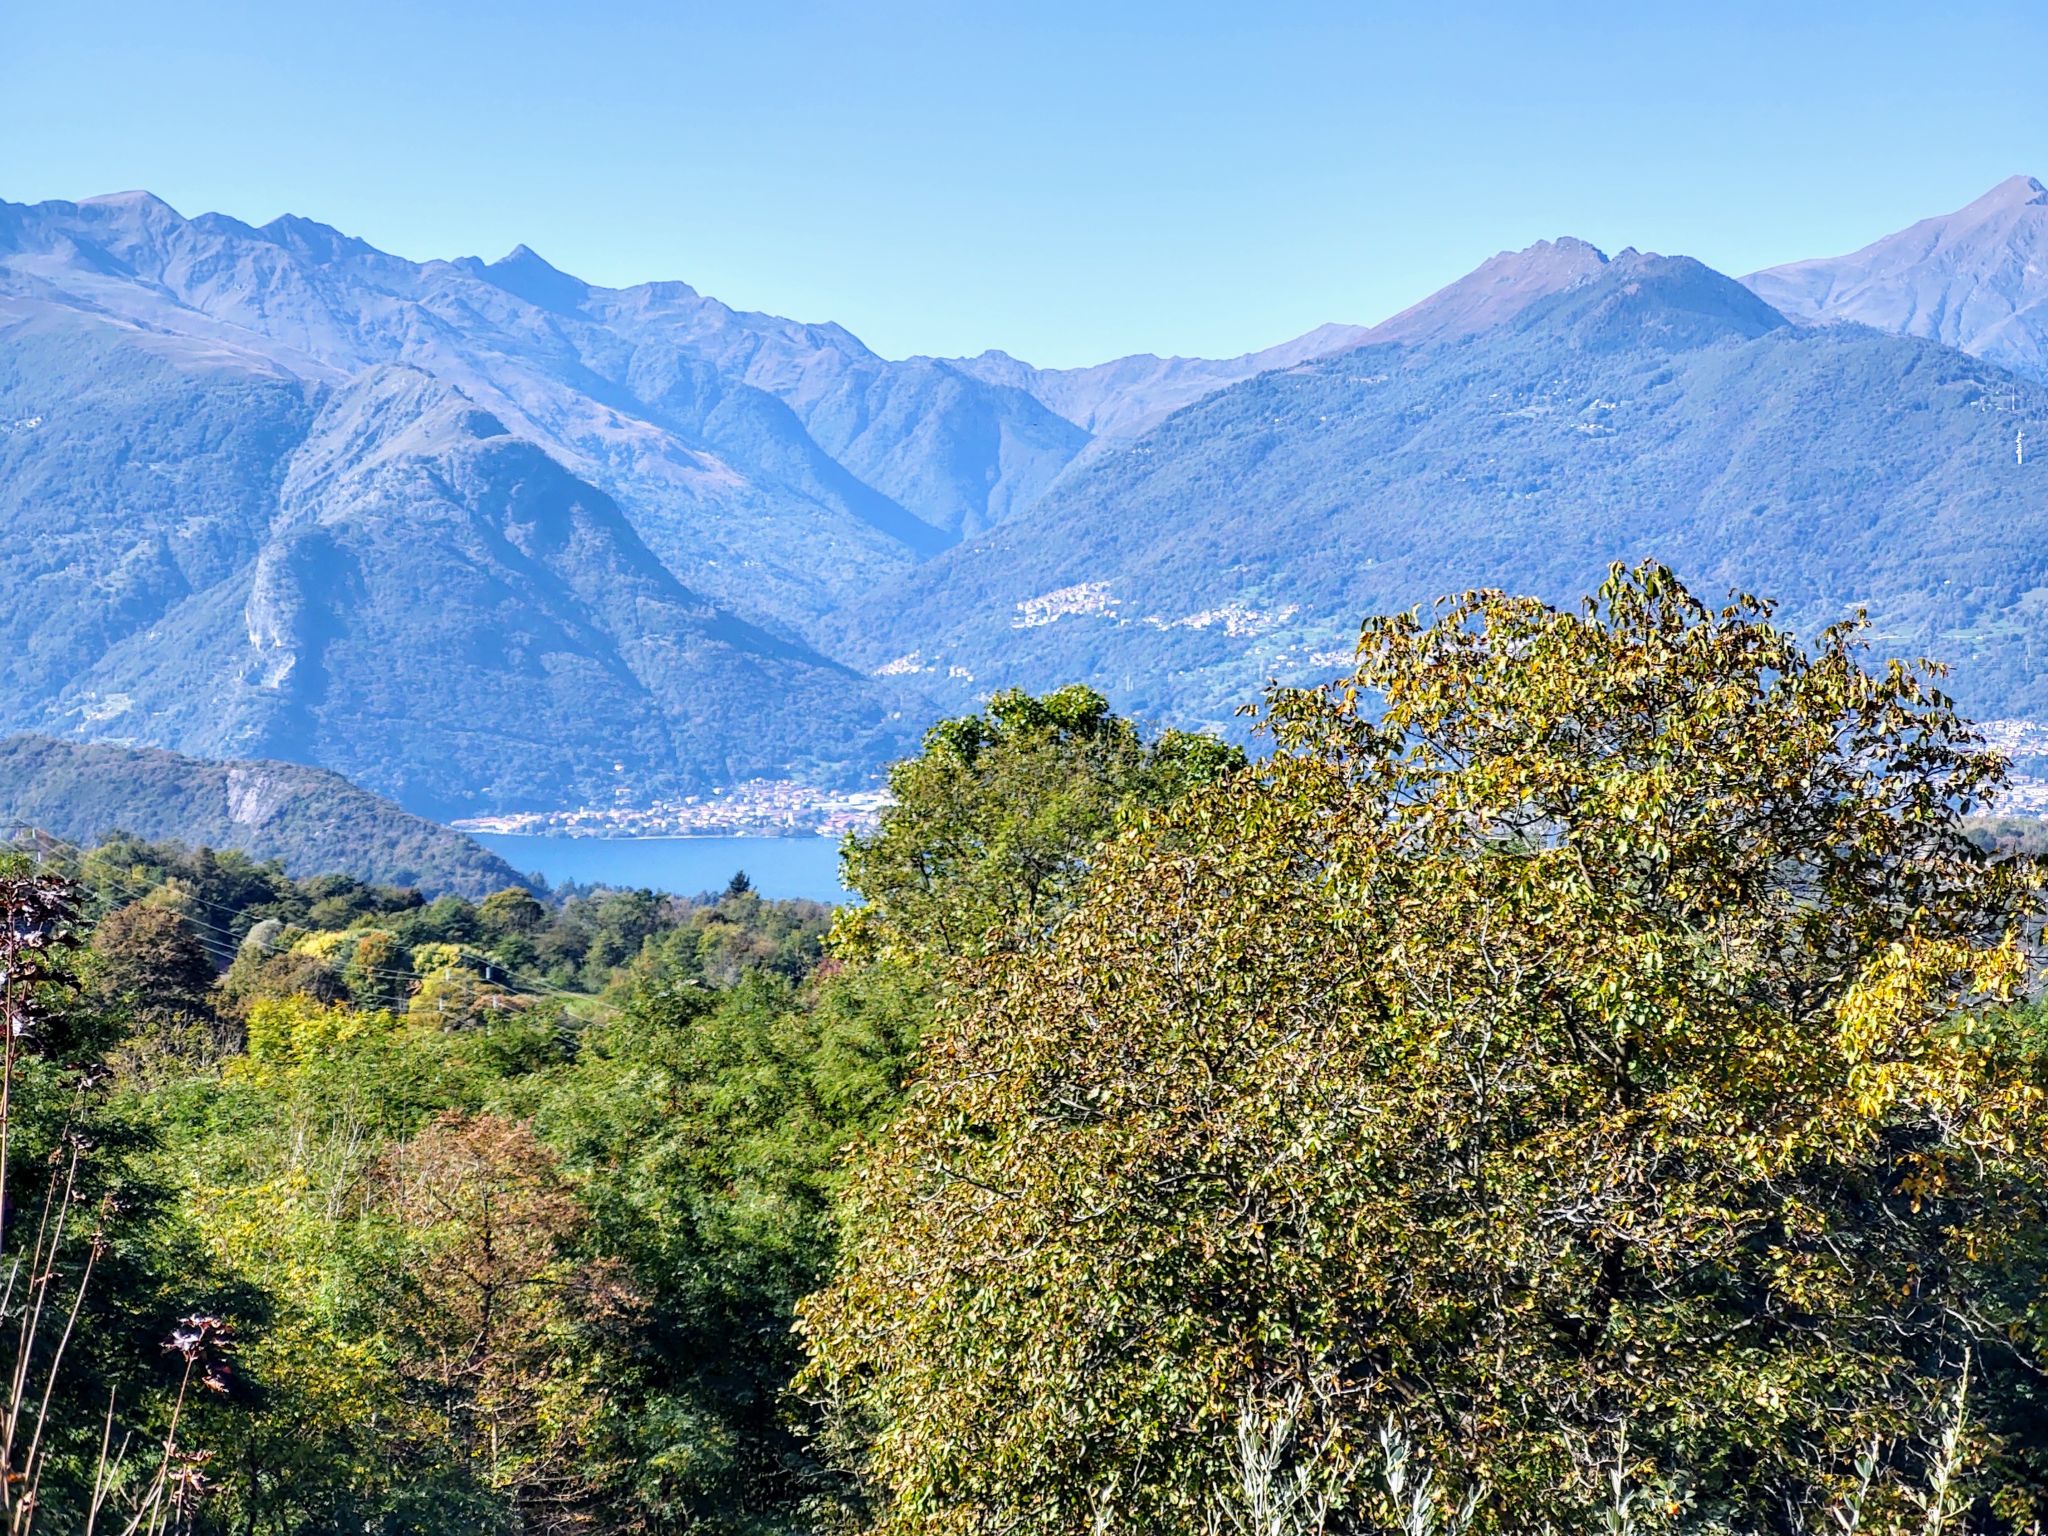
[487,830,840,841]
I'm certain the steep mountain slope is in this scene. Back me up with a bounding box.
[0,734,527,897]
[10,356,912,816]
[853,250,2048,733]
[1746,175,2048,379]
[0,192,1086,634]
[14,181,2048,813]
[947,237,1610,438]
[1363,236,1613,345]
[0,308,319,709]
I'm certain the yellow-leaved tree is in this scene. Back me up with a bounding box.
[798,564,2048,1535]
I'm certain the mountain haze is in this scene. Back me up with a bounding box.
[853,246,2048,734]
[0,192,1085,634]
[0,309,911,814]
[7,178,2048,813]
[88,363,909,815]
[1746,175,2048,379]
[948,237,1611,438]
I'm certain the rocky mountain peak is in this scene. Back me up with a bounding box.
[1366,234,1611,347]
[478,243,591,313]
[1965,173,2048,214]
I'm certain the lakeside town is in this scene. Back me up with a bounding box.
[1975,718,2048,812]
[447,723,2048,839]
[450,779,895,839]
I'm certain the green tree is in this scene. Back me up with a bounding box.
[87,901,235,1074]
[0,865,244,1527]
[837,684,1242,962]
[169,996,567,1532]
[799,566,2048,1536]
[541,959,928,1531]
[479,886,547,940]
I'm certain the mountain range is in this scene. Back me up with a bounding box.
[853,248,2047,736]
[3,176,2046,815]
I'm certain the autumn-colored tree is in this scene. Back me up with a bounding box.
[798,565,2048,1536]
[374,1111,643,1533]
[45,833,900,1529]
[86,902,215,1011]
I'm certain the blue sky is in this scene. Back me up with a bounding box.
[5,1,2044,367]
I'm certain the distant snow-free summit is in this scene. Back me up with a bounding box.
[4,175,2048,815]
[1745,174,2048,377]
[945,235,1613,438]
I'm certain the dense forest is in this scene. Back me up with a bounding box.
[3,566,2047,1535]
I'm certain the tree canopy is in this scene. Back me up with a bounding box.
[799,565,2048,1535]
[10,587,2048,1533]
[836,684,1243,962]
[0,681,1199,1532]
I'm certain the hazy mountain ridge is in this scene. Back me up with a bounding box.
[0,192,1086,633]
[945,332,1371,440]
[1746,175,2048,379]
[7,178,2048,814]
[0,733,528,897]
[943,236,1614,440]
[851,249,2048,735]
[6,352,914,815]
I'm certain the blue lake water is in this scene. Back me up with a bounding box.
[476,834,852,903]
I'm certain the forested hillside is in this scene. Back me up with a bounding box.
[857,252,2048,734]
[0,734,527,896]
[6,569,2047,1533]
